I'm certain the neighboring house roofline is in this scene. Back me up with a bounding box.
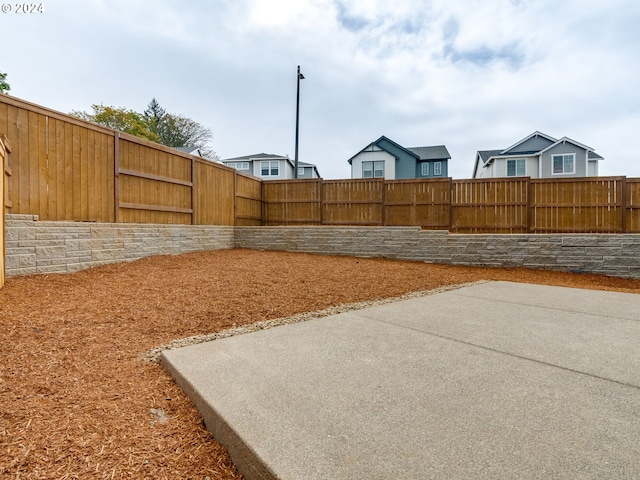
[500,131,557,155]
[486,152,541,163]
[297,161,322,177]
[174,146,201,155]
[473,132,604,179]
[222,153,289,162]
[347,135,420,165]
[537,137,595,156]
[477,150,504,165]
[222,153,321,177]
[375,135,420,159]
[473,150,498,177]
[406,145,451,160]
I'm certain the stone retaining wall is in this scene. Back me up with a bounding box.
[235,226,640,279]
[5,215,234,277]
[5,217,640,279]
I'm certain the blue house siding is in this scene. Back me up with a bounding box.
[416,160,448,178]
[376,138,417,179]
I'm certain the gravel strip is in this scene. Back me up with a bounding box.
[142,281,487,363]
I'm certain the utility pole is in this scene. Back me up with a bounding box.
[294,65,305,178]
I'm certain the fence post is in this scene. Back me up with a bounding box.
[381,179,386,226]
[114,132,120,223]
[319,179,324,225]
[526,177,532,233]
[621,176,627,233]
[191,157,196,225]
[1,135,10,289]
[448,177,453,232]
[260,177,266,226]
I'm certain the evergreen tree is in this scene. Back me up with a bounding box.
[0,72,10,94]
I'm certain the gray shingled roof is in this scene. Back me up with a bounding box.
[221,153,288,162]
[477,150,503,164]
[407,145,451,160]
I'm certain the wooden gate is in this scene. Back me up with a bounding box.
[1,135,11,288]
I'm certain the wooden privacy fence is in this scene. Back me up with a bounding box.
[2,95,640,234]
[0,94,261,226]
[263,176,640,233]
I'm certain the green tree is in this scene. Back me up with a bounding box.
[72,99,217,159]
[143,98,166,137]
[0,72,10,94]
[143,99,216,159]
[70,104,160,142]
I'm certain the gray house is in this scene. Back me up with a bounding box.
[348,136,451,180]
[221,153,321,180]
[472,131,604,179]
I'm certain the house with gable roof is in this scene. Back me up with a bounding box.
[348,136,451,180]
[221,153,321,180]
[472,131,603,179]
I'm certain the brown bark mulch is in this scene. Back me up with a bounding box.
[1,248,639,479]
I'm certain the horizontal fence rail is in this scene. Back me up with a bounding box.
[2,95,640,234]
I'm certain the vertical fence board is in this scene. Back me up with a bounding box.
[263,179,322,225]
[531,177,624,233]
[384,178,450,228]
[117,137,194,225]
[451,178,528,233]
[194,160,236,225]
[626,179,640,233]
[235,173,262,225]
[322,179,384,225]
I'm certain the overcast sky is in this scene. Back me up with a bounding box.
[2,0,640,179]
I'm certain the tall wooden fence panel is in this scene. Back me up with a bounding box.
[322,179,384,225]
[627,179,640,233]
[263,179,322,225]
[235,173,262,226]
[385,178,451,229]
[1,135,9,289]
[194,160,235,226]
[451,178,529,233]
[117,135,193,224]
[530,177,625,233]
[0,95,116,222]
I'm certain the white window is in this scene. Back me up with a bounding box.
[298,167,305,176]
[228,162,249,170]
[363,160,384,178]
[552,154,575,174]
[507,159,526,176]
[261,161,279,177]
[433,161,442,176]
[421,162,429,176]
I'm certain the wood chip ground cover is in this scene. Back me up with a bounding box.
[1,248,639,479]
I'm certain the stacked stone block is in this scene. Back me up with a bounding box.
[5,217,640,279]
[234,226,640,279]
[5,214,234,278]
